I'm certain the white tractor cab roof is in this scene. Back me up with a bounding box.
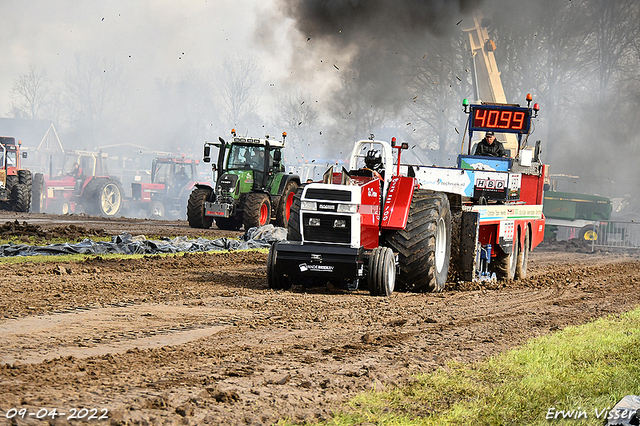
[230,129,287,148]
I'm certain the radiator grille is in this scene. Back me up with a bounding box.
[302,213,351,244]
[305,188,352,202]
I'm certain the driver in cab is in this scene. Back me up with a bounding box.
[474,131,507,157]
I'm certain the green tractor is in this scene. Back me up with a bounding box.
[187,130,300,230]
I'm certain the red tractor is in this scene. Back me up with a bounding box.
[130,156,199,219]
[268,95,546,296]
[32,150,125,216]
[0,137,31,212]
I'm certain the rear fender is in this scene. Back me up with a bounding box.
[381,176,416,230]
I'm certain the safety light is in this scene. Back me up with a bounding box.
[526,93,533,102]
[231,129,236,136]
[462,98,469,107]
[391,137,396,147]
[533,103,539,112]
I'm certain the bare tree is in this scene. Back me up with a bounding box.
[9,64,53,119]
[63,52,126,148]
[216,56,263,128]
[402,32,470,164]
[274,91,319,146]
[148,69,220,153]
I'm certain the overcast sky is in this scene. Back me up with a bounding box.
[0,0,303,115]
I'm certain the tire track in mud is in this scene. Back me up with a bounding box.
[1,243,640,425]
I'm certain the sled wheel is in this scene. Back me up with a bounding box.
[515,228,530,279]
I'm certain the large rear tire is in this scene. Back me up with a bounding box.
[383,190,451,292]
[368,246,396,296]
[515,228,530,279]
[275,180,299,228]
[10,183,30,212]
[187,187,213,229]
[93,180,123,217]
[286,189,303,241]
[243,192,271,230]
[31,173,45,213]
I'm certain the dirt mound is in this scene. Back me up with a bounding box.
[0,220,109,242]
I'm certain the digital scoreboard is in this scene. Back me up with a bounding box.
[469,105,532,134]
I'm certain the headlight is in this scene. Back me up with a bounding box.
[337,203,358,213]
[301,201,317,210]
[333,219,347,228]
[309,217,321,226]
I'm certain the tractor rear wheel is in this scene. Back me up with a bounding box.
[515,228,530,279]
[383,190,451,292]
[243,192,271,230]
[31,173,45,213]
[368,246,396,296]
[10,183,30,212]
[187,187,213,229]
[275,180,299,228]
[93,180,123,217]
[286,189,303,241]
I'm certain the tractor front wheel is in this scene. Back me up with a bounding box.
[368,246,396,296]
[243,193,271,230]
[10,183,30,212]
[384,190,451,292]
[148,200,166,219]
[187,187,213,229]
[267,243,291,290]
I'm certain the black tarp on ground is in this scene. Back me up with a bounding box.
[0,225,287,257]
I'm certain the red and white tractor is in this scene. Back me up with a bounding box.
[267,95,546,296]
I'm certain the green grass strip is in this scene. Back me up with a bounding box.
[294,308,640,426]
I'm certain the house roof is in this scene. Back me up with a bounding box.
[0,118,63,152]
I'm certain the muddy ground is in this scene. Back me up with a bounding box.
[1,211,640,425]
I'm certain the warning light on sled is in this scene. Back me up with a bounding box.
[526,93,532,102]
